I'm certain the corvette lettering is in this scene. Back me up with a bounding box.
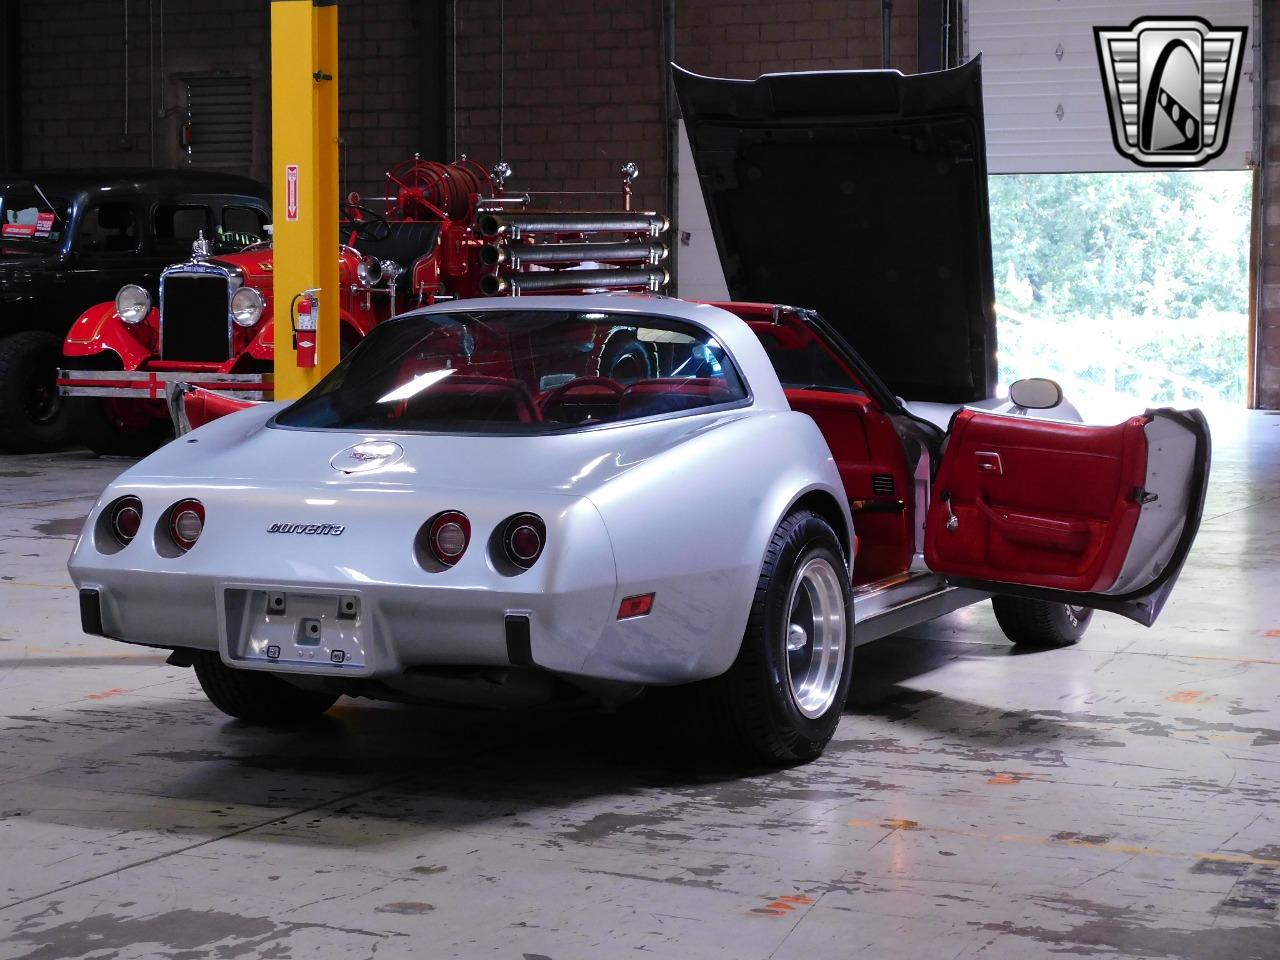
[267,523,345,536]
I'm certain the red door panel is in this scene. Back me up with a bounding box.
[925,410,1151,593]
[785,388,914,584]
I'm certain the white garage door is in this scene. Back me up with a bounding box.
[968,0,1257,172]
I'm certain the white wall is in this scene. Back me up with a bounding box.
[673,120,729,302]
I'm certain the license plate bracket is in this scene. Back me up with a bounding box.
[222,588,369,673]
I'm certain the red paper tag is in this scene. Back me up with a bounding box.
[34,211,55,237]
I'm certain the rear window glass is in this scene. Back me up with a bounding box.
[219,206,267,250]
[753,319,866,395]
[275,309,749,435]
[154,203,211,254]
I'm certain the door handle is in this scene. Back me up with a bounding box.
[975,450,1003,475]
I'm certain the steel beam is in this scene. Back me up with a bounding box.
[270,0,341,400]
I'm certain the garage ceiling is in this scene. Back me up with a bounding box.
[968,0,1257,173]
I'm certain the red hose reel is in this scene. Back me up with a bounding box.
[384,156,495,221]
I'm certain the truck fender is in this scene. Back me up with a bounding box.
[62,303,156,369]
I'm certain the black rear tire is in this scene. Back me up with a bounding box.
[0,330,78,453]
[992,596,1093,648]
[76,398,171,457]
[192,651,339,724]
[681,510,853,766]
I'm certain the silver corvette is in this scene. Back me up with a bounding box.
[69,293,1208,764]
[68,63,1211,764]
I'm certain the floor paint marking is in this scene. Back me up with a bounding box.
[1178,654,1280,666]
[1168,690,1215,704]
[846,818,1280,868]
[85,688,130,701]
[749,894,815,917]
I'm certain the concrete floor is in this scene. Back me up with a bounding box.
[0,412,1277,960]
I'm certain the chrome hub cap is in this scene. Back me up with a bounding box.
[784,556,848,719]
[786,623,808,652]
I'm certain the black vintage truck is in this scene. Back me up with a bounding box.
[0,170,270,452]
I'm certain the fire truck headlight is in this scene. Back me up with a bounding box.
[230,286,266,328]
[114,284,151,325]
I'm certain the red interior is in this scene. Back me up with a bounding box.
[618,377,735,418]
[783,389,914,584]
[924,410,1150,592]
[539,376,624,424]
[400,374,541,423]
[724,307,917,586]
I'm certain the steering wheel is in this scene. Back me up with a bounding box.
[341,203,391,244]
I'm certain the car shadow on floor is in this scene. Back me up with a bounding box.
[1,632,1096,851]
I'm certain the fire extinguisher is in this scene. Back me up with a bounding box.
[290,288,321,368]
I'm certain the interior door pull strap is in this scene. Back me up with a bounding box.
[975,495,1090,553]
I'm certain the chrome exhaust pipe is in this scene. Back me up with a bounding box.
[475,211,669,239]
[480,267,668,296]
[480,241,667,268]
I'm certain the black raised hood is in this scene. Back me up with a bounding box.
[675,58,997,403]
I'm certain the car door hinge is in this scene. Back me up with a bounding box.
[1132,486,1158,504]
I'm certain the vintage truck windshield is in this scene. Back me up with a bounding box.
[0,193,71,248]
[275,309,749,434]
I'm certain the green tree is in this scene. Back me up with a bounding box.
[988,172,1250,320]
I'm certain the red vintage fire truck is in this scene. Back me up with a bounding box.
[58,157,669,454]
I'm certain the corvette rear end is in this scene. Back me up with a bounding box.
[68,297,849,714]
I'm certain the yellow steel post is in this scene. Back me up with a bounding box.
[270,0,340,400]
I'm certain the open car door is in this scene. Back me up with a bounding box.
[924,408,1210,626]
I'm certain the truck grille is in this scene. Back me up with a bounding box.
[161,274,230,361]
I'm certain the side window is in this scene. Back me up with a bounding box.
[153,203,212,255]
[216,206,267,252]
[77,203,139,254]
[754,321,867,396]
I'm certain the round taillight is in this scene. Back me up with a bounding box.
[168,499,205,551]
[428,511,470,566]
[502,513,546,570]
[107,496,143,546]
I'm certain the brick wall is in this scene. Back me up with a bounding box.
[449,0,668,213]
[336,1,445,202]
[449,0,917,215]
[10,0,436,203]
[10,0,918,222]
[16,0,271,179]
[1258,1,1280,409]
[677,0,917,81]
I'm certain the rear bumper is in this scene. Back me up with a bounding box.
[58,369,273,400]
[71,569,703,685]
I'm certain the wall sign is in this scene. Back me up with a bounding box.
[285,164,300,222]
